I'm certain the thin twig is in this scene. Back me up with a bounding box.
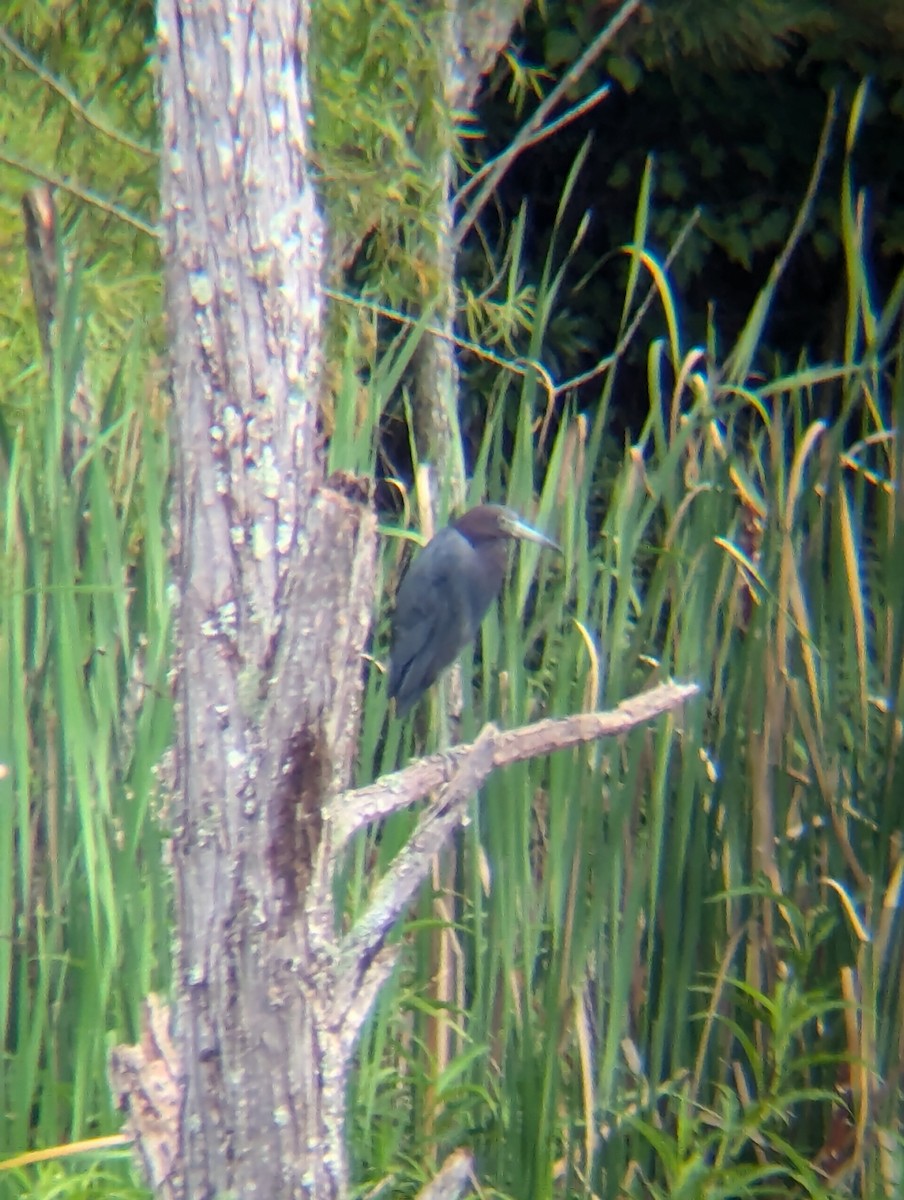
[453,0,643,249]
[0,148,158,238]
[725,90,838,383]
[454,81,611,209]
[764,90,838,293]
[0,26,157,159]
[553,208,702,399]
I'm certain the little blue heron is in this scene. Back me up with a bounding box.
[388,504,559,717]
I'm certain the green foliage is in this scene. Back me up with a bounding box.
[311,0,453,298]
[0,2,159,405]
[310,0,465,444]
[2,5,904,1200]
[0,8,165,1193]
[345,106,904,1200]
[0,245,171,1180]
[0,1157,147,1200]
[477,0,904,387]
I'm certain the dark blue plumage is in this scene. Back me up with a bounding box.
[388,504,558,717]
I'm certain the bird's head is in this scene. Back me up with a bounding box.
[454,504,560,551]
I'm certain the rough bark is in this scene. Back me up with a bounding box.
[152,1,375,1195]
[111,681,697,1197]
[110,3,692,1197]
[454,0,527,111]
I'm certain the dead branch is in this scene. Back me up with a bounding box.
[111,680,698,1195]
[320,681,699,1055]
[327,680,700,849]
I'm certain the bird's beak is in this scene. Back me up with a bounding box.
[505,514,561,552]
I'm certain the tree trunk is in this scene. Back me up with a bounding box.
[109,5,684,1198]
[155,1,375,1194]
[410,0,528,502]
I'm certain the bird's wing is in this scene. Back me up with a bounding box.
[388,531,472,707]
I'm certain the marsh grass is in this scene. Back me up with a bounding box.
[343,89,904,1200]
[0,250,171,1187]
[1,67,902,1200]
